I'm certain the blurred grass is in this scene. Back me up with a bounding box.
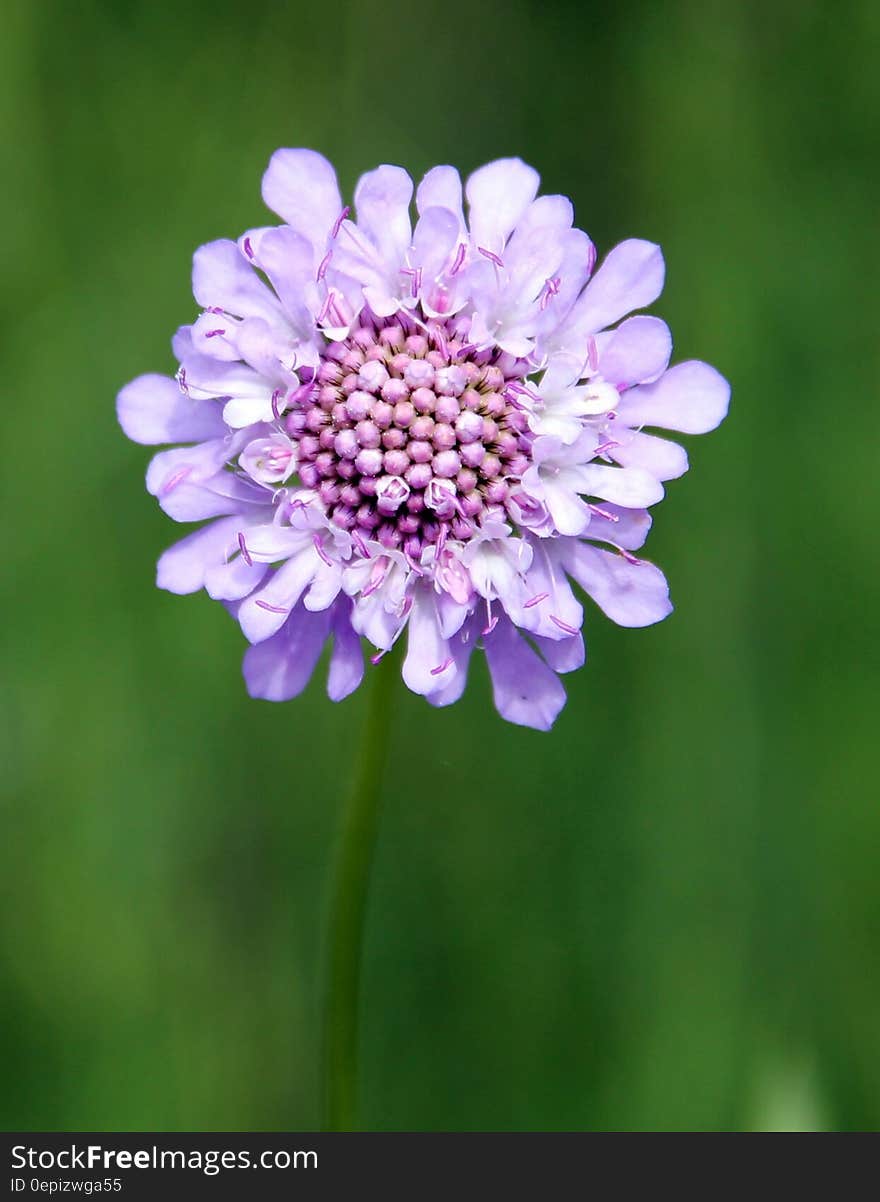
[1,0,878,1131]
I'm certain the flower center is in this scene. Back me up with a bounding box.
[286,310,533,557]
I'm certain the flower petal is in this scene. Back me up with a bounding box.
[261,149,342,247]
[303,563,343,612]
[351,592,407,651]
[533,632,585,674]
[243,605,332,701]
[598,315,671,387]
[155,516,240,594]
[178,339,280,407]
[117,374,226,446]
[517,539,583,640]
[535,228,596,341]
[253,226,318,326]
[146,442,264,522]
[609,429,689,481]
[243,523,309,562]
[579,463,665,508]
[615,360,731,434]
[563,542,672,627]
[154,475,263,522]
[353,164,414,272]
[581,505,652,551]
[204,554,267,601]
[411,206,461,283]
[465,158,539,253]
[483,618,566,731]
[543,480,591,536]
[563,239,665,341]
[327,603,364,701]
[402,587,452,697]
[416,165,464,224]
[425,618,477,708]
[238,551,320,643]
[192,239,281,324]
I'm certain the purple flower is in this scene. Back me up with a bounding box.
[117,150,729,730]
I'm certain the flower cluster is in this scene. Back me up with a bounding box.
[117,150,728,729]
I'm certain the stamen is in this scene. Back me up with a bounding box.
[317,251,332,281]
[237,532,253,567]
[243,237,254,259]
[430,657,453,676]
[352,531,370,558]
[540,276,561,310]
[524,592,549,609]
[587,336,599,373]
[255,600,289,614]
[204,328,225,339]
[482,598,498,636]
[159,466,192,496]
[400,267,422,299]
[313,534,333,566]
[505,380,541,403]
[370,650,386,665]
[450,243,466,275]
[588,504,619,522]
[593,440,620,457]
[271,389,282,420]
[432,323,448,359]
[327,293,347,327]
[288,379,314,408]
[477,246,504,267]
[550,615,578,635]
[362,557,390,598]
[331,206,350,239]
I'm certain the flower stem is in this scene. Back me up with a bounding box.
[321,652,398,1131]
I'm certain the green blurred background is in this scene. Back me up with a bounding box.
[2,0,878,1132]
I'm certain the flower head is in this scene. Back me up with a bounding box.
[117,150,729,730]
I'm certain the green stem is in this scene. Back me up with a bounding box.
[321,652,398,1131]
